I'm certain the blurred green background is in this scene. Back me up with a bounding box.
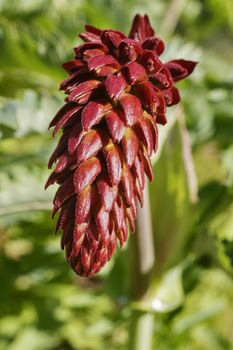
[0,0,233,349]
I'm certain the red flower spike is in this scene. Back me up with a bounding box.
[47,14,197,277]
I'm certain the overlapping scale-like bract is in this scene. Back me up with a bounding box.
[47,14,197,277]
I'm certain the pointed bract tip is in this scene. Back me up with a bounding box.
[129,13,155,43]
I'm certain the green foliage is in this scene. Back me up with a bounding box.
[0,0,232,349]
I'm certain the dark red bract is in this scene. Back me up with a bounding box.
[46,14,197,277]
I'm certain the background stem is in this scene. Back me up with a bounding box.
[129,181,155,350]
[130,181,155,300]
[129,311,154,350]
[160,0,186,39]
[177,105,199,204]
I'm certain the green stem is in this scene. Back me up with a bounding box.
[129,311,154,350]
[130,181,155,299]
[177,105,199,204]
[160,0,187,39]
[129,181,155,350]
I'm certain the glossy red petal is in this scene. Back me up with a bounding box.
[134,81,160,114]
[139,50,162,75]
[105,74,128,99]
[74,157,101,193]
[119,38,143,61]
[142,36,165,56]
[53,176,75,214]
[63,59,85,73]
[77,129,102,163]
[95,245,108,269]
[154,89,167,125]
[152,66,173,89]
[112,200,126,246]
[95,65,117,77]
[129,14,155,43]
[80,244,92,275]
[48,132,68,168]
[60,196,76,233]
[45,171,62,189]
[88,55,120,72]
[86,225,99,255]
[146,114,159,152]
[101,30,126,49]
[122,128,139,167]
[60,69,89,92]
[68,123,84,154]
[135,178,144,207]
[81,101,112,131]
[49,103,79,128]
[97,177,117,212]
[75,187,92,224]
[166,59,198,82]
[68,80,101,103]
[54,152,69,173]
[74,42,107,58]
[94,207,110,238]
[163,86,181,106]
[51,105,82,136]
[105,110,125,142]
[79,24,102,42]
[103,143,122,186]
[83,48,106,61]
[139,147,153,181]
[119,94,143,126]
[136,117,154,156]
[126,206,136,232]
[120,165,134,206]
[132,155,145,189]
[123,61,147,84]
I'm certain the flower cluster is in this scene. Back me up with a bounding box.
[46,14,197,277]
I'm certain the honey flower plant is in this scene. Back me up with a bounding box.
[46,14,197,277]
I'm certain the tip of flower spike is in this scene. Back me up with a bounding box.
[46,12,198,278]
[129,14,155,43]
